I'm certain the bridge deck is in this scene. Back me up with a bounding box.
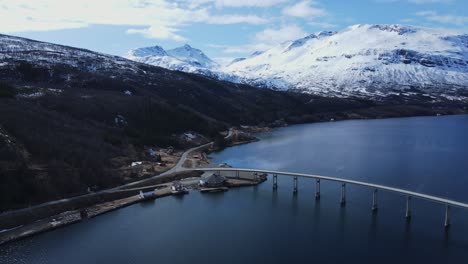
[194,167,468,210]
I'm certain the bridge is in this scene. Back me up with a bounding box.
[194,167,468,229]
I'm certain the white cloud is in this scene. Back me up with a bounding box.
[254,24,308,44]
[205,15,269,24]
[212,56,237,66]
[0,0,269,42]
[212,24,308,54]
[416,11,468,26]
[127,25,187,42]
[189,0,288,8]
[282,1,326,18]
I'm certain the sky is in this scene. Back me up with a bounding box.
[0,0,467,64]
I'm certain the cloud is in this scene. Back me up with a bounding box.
[416,11,468,26]
[254,24,308,44]
[189,0,288,8]
[282,1,326,18]
[212,56,237,66]
[205,15,269,24]
[127,25,187,42]
[211,24,308,54]
[0,0,269,42]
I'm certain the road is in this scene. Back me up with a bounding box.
[119,141,213,189]
[0,128,237,216]
[0,129,233,216]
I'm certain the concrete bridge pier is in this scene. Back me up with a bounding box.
[293,176,298,193]
[405,196,412,220]
[315,179,321,200]
[236,170,240,178]
[340,183,346,206]
[372,189,378,212]
[272,174,278,190]
[445,205,451,229]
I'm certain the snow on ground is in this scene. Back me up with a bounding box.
[221,24,468,97]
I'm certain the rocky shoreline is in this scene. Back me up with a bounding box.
[0,129,267,246]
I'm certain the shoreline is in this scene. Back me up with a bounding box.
[0,130,266,246]
[2,113,467,246]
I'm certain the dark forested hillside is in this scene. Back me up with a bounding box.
[0,34,466,211]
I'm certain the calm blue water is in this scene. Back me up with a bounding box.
[1,115,468,264]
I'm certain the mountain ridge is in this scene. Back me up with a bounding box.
[125,24,468,101]
[126,43,218,73]
[223,24,468,99]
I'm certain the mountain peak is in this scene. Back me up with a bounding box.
[128,45,167,57]
[126,43,218,71]
[346,24,418,35]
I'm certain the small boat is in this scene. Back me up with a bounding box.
[171,181,189,195]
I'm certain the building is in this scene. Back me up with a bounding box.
[199,172,226,187]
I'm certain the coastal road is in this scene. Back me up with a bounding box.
[118,141,213,189]
[121,127,234,186]
[0,129,232,217]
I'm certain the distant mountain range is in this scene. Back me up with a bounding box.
[126,44,218,74]
[126,24,468,101]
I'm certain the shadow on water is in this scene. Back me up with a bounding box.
[368,211,379,242]
[312,198,321,232]
[338,205,347,237]
[252,184,259,202]
[291,192,299,216]
[271,188,279,210]
[443,227,451,249]
[404,218,412,242]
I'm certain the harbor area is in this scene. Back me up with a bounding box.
[0,165,266,246]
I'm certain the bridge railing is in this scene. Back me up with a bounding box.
[194,167,468,229]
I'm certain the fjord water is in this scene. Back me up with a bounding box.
[2,115,468,263]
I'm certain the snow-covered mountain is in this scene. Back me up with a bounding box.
[222,24,468,98]
[126,44,218,73]
[125,25,467,99]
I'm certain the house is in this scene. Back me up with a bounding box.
[199,172,226,187]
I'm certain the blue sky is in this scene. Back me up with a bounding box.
[0,0,467,64]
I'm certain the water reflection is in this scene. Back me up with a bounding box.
[2,115,468,264]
